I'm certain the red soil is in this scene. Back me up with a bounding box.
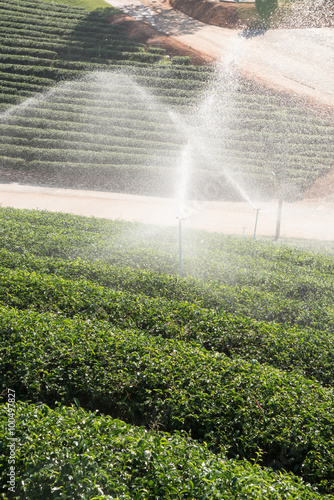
[109,12,215,64]
[169,0,253,29]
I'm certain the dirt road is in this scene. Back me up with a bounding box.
[1,1,333,242]
[1,183,334,241]
[105,0,334,110]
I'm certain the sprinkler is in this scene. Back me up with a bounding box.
[176,215,186,277]
[275,110,288,240]
[253,208,261,239]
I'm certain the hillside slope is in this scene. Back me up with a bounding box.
[106,0,334,112]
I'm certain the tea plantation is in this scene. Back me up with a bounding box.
[1,206,334,499]
[1,0,334,497]
[1,0,334,200]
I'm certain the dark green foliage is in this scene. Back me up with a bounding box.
[0,0,166,103]
[1,0,334,199]
[0,62,80,80]
[1,207,334,333]
[147,46,166,55]
[1,0,334,494]
[1,208,334,494]
[1,307,334,491]
[1,402,329,500]
[171,56,191,65]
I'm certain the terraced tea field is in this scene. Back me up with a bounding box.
[1,0,334,201]
[1,207,334,498]
[1,0,334,498]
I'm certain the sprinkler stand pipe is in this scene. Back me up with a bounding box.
[177,216,185,277]
[253,208,261,239]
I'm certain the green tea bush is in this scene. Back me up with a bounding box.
[0,94,22,104]
[0,45,58,59]
[1,0,83,15]
[1,207,334,495]
[171,56,192,65]
[0,261,333,386]
[0,207,333,333]
[0,70,54,86]
[2,57,88,71]
[0,63,78,80]
[0,156,26,169]
[1,307,334,491]
[147,46,166,55]
[0,14,78,30]
[0,80,48,93]
[1,143,175,166]
[1,0,333,200]
[134,74,205,91]
[0,21,74,37]
[1,116,179,141]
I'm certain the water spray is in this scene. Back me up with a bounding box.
[176,214,186,277]
[275,110,288,240]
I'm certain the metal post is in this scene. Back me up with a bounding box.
[178,217,182,277]
[253,208,260,239]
